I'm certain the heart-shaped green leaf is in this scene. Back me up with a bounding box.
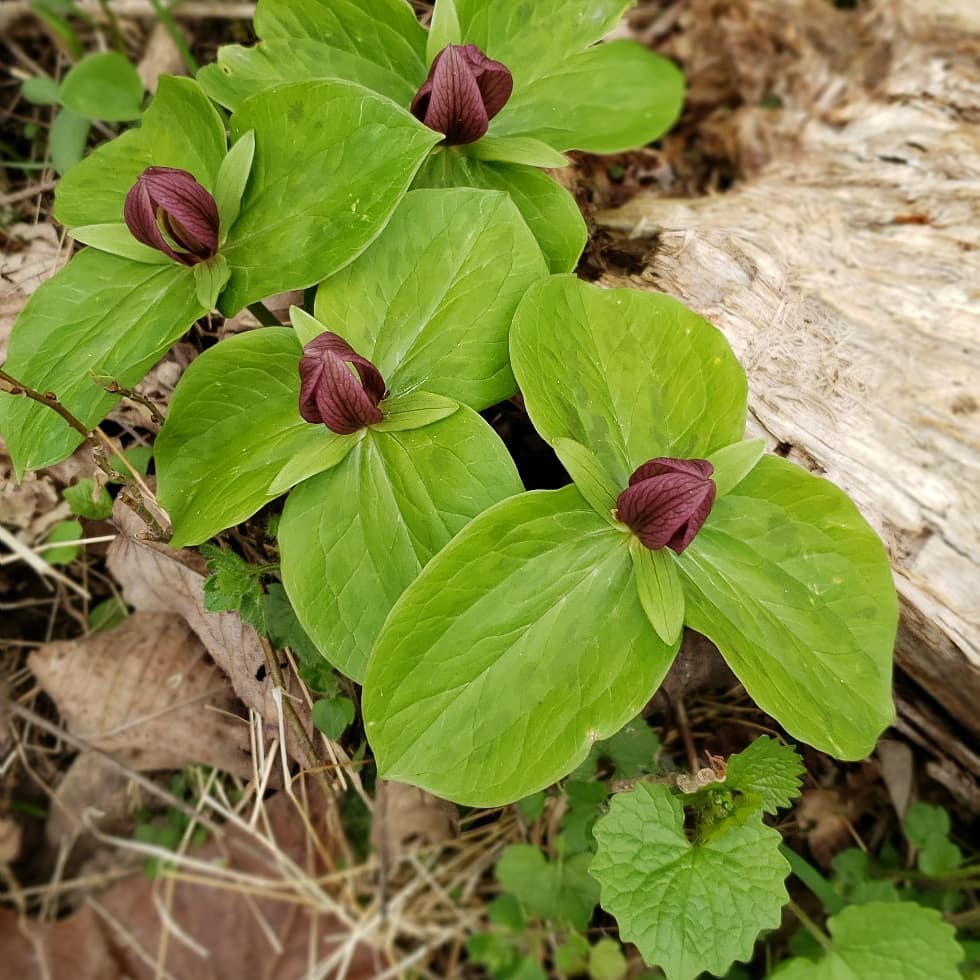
[413,150,586,274]
[364,486,680,805]
[155,328,361,547]
[255,0,427,85]
[314,188,547,410]
[55,77,226,229]
[591,782,790,980]
[511,276,747,489]
[0,250,202,476]
[492,41,684,154]
[198,39,419,112]
[59,51,144,122]
[280,408,522,681]
[454,0,630,86]
[677,455,897,759]
[220,80,440,313]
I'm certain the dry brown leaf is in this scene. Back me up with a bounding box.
[106,502,312,755]
[877,739,916,822]
[0,784,386,979]
[137,21,186,92]
[28,611,250,776]
[371,780,458,863]
[0,816,22,864]
[0,223,64,361]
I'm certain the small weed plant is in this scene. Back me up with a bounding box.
[0,1,949,975]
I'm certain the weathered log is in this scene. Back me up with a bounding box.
[597,0,980,736]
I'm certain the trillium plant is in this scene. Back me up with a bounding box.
[0,1,902,976]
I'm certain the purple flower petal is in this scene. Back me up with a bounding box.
[411,44,513,145]
[617,457,716,554]
[123,167,219,266]
[298,332,386,434]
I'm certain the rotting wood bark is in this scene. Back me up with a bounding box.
[598,0,980,740]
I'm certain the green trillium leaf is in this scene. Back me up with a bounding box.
[0,251,202,477]
[55,76,226,229]
[314,188,548,410]
[511,275,748,488]
[454,0,630,86]
[493,41,684,154]
[677,455,897,760]
[464,135,569,169]
[198,39,419,112]
[193,253,231,310]
[220,80,440,314]
[254,0,427,86]
[551,437,620,524]
[155,328,361,547]
[68,225,171,264]
[214,129,255,241]
[771,902,963,980]
[370,391,460,432]
[590,782,790,980]
[707,437,767,496]
[413,150,586,274]
[363,486,680,805]
[630,538,685,645]
[280,408,522,681]
[427,0,462,65]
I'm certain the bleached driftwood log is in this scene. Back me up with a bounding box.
[598,0,980,735]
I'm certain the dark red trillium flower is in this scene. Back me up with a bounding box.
[615,458,716,554]
[410,44,513,145]
[298,332,386,435]
[123,166,219,266]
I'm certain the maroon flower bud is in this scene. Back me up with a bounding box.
[616,458,716,554]
[411,44,513,145]
[298,332,386,434]
[123,166,220,266]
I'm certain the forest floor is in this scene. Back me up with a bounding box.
[0,1,977,977]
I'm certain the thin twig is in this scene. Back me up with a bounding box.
[100,379,166,425]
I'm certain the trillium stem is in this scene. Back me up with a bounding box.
[247,301,282,327]
[0,368,167,540]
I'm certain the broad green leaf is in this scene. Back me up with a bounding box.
[492,42,683,154]
[771,902,963,980]
[511,276,747,488]
[220,80,440,314]
[314,188,547,409]
[311,696,355,739]
[63,478,113,519]
[55,77,226,228]
[677,456,897,760]
[21,75,62,105]
[496,844,599,931]
[59,52,144,122]
[413,149,586,274]
[370,391,459,432]
[193,254,231,310]
[69,224,171,264]
[551,437,620,523]
[44,520,83,565]
[363,486,680,805]
[0,250,202,476]
[903,801,951,848]
[630,538,684,645]
[48,108,90,175]
[591,782,789,980]
[155,328,360,547]
[465,135,568,169]
[724,736,804,814]
[214,130,255,239]
[255,0,427,85]
[427,0,461,64]
[198,39,418,112]
[280,408,521,681]
[455,0,629,86]
[708,438,767,497]
[589,939,628,980]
